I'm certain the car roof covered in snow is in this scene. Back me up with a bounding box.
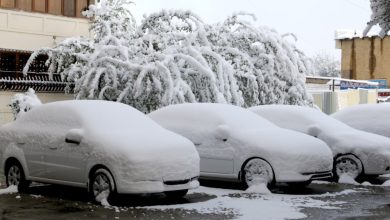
[149,103,277,130]
[249,105,351,132]
[12,100,159,130]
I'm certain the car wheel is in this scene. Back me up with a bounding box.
[242,158,274,188]
[164,189,188,199]
[5,161,29,191]
[90,169,115,201]
[333,155,363,181]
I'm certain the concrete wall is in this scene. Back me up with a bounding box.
[0,91,73,125]
[0,8,90,51]
[340,36,390,81]
[310,89,377,114]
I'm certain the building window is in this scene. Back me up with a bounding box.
[0,0,91,18]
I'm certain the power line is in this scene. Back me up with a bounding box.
[343,0,370,12]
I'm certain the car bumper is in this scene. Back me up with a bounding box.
[116,177,199,194]
[277,170,332,183]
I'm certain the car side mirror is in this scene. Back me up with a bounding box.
[307,124,321,138]
[215,125,231,142]
[65,129,84,145]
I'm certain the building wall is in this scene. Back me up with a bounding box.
[0,8,90,51]
[340,36,390,81]
[0,91,73,125]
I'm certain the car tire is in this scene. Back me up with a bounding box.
[90,168,116,202]
[333,154,363,182]
[164,189,188,199]
[5,161,29,192]
[241,158,274,188]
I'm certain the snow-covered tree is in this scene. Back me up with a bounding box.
[364,0,390,37]
[311,53,341,77]
[23,0,313,113]
[9,88,42,120]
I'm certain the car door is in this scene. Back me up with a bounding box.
[179,125,235,175]
[38,108,86,185]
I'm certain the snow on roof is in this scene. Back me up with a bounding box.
[305,76,379,86]
[149,103,277,129]
[335,29,379,40]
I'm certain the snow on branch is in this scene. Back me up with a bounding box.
[364,0,390,37]
[23,0,313,113]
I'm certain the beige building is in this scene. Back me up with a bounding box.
[336,35,390,82]
[0,0,94,124]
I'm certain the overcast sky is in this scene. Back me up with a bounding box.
[130,0,374,59]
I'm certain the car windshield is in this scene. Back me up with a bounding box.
[220,108,278,130]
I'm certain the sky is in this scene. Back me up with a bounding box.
[129,0,374,59]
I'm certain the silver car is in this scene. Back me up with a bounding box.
[0,100,199,199]
[149,103,333,188]
[250,105,390,181]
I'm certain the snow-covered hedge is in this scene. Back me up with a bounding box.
[9,88,42,119]
[23,0,313,113]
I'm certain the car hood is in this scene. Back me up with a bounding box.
[318,128,390,155]
[233,128,333,173]
[84,129,200,181]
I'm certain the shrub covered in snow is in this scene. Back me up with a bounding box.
[364,0,390,37]
[9,88,42,119]
[311,52,340,77]
[23,0,313,113]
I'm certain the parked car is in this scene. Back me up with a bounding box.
[0,100,199,199]
[332,104,390,139]
[250,105,390,181]
[149,103,333,188]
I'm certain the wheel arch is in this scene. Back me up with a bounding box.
[238,156,276,184]
[333,153,365,174]
[87,164,117,193]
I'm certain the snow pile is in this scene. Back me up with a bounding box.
[23,0,313,113]
[364,0,390,37]
[245,181,271,194]
[95,190,111,207]
[0,185,18,195]
[381,180,390,186]
[145,186,354,220]
[338,174,359,185]
[9,88,42,120]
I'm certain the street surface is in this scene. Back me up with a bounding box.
[1,176,390,219]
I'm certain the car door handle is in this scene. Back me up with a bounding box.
[49,146,58,150]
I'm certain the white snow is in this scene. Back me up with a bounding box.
[250,105,390,177]
[96,190,111,207]
[332,104,390,139]
[0,100,200,194]
[150,103,333,184]
[382,180,390,186]
[245,181,271,194]
[9,88,42,120]
[144,186,355,220]
[338,174,359,185]
[24,0,314,114]
[0,185,18,195]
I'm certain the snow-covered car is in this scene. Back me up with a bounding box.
[250,105,390,181]
[332,104,390,139]
[0,100,199,199]
[149,103,333,188]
